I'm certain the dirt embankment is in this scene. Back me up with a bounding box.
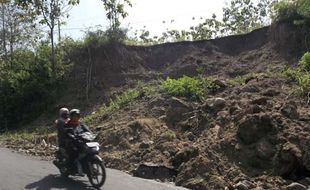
[4,22,310,190]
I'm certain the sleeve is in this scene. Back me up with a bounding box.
[81,122,91,133]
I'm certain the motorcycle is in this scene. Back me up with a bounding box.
[53,131,106,189]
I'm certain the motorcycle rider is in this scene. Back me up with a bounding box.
[64,109,91,175]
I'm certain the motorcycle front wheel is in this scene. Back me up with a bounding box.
[87,160,106,189]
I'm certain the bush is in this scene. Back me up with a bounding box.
[299,52,310,71]
[160,131,177,141]
[283,67,302,81]
[161,76,204,100]
[0,48,58,130]
[297,72,310,94]
[283,67,310,95]
[83,89,140,125]
[273,0,300,21]
[273,0,310,22]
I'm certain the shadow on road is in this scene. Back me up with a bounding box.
[24,174,95,190]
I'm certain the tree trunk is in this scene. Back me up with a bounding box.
[58,19,61,42]
[2,3,7,57]
[9,23,13,66]
[51,27,56,79]
[86,46,93,102]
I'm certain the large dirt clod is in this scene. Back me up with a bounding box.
[237,114,275,145]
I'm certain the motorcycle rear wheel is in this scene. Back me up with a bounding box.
[87,160,106,189]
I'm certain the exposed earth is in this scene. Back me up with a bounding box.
[2,22,310,190]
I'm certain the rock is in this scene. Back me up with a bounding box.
[281,102,299,120]
[213,79,228,89]
[186,132,196,141]
[148,97,166,108]
[132,163,177,180]
[262,89,280,97]
[251,97,269,105]
[275,142,303,177]
[213,98,227,111]
[166,97,193,124]
[300,138,310,171]
[209,125,222,140]
[234,182,249,190]
[256,139,276,160]
[247,105,263,114]
[237,114,274,145]
[41,139,47,147]
[119,139,131,149]
[229,105,242,115]
[139,141,154,149]
[182,178,206,190]
[170,146,199,168]
[203,98,227,113]
[241,85,260,93]
[286,182,307,190]
[216,111,230,125]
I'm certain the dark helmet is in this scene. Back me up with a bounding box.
[69,109,81,117]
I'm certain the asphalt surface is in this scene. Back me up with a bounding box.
[0,148,188,190]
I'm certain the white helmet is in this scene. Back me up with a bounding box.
[59,107,69,117]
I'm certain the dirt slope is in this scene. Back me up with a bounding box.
[65,22,310,189]
[6,22,310,190]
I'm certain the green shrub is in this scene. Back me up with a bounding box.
[297,72,310,94]
[283,66,310,96]
[161,76,204,100]
[283,67,302,81]
[299,52,310,71]
[273,0,310,22]
[160,131,177,141]
[228,73,261,86]
[273,0,300,21]
[83,89,140,125]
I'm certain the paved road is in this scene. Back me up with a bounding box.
[0,148,187,190]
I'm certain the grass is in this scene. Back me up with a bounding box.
[283,67,310,96]
[0,128,56,144]
[227,72,263,86]
[160,131,177,141]
[160,75,221,100]
[83,81,157,126]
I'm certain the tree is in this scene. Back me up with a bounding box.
[101,0,132,41]
[189,14,223,40]
[222,0,274,35]
[15,0,79,79]
[0,0,39,64]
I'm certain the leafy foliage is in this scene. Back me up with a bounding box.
[273,0,310,22]
[132,0,273,44]
[83,85,150,125]
[222,0,273,35]
[299,52,310,71]
[283,52,310,95]
[160,131,177,141]
[161,76,204,100]
[101,0,132,41]
[0,49,53,130]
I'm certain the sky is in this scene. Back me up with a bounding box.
[62,0,228,39]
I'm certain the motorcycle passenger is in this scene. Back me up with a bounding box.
[54,108,70,148]
[65,109,91,175]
